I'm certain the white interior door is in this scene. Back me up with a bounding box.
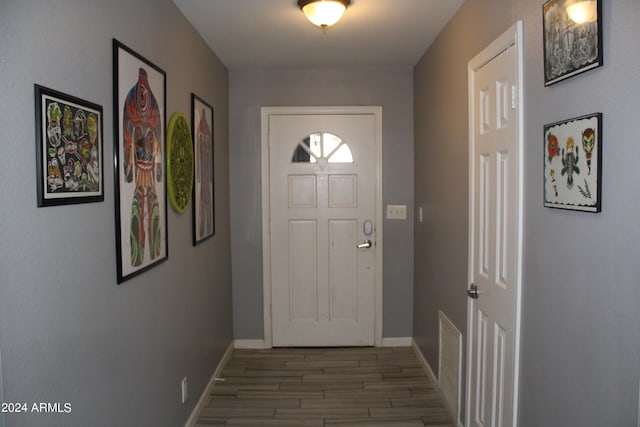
[467,23,523,427]
[267,111,380,347]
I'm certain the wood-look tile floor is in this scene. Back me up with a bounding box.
[195,347,453,427]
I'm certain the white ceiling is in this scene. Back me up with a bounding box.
[172,0,465,70]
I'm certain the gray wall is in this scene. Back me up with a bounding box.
[0,1,232,426]
[414,0,640,426]
[413,0,513,383]
[230,68,414,340]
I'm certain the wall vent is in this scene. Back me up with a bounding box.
[439,310,462,426]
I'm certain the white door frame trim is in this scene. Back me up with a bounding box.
[466,21,524,427]
[261,106,384,348]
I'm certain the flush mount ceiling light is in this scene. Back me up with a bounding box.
[565,0,597,24]
[297,0,351,32]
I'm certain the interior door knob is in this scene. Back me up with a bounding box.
[467,284,480,299]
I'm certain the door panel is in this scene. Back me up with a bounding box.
[269,114,377,347]
[471,45,515,426]
[329,219,357,320]
[468,23,523,427]
[289,175,317,208]
[288,220,318,320]
[328,175,357,208]
[475,309,489,426]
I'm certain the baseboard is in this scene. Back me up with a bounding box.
[233,339,268,349]
[411,338,439,391]
[235,338,413,349]
[184,341,234,427]
[381,337,413,347]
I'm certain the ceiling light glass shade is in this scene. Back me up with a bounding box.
[298,0,351,29]
[565,0,597,24]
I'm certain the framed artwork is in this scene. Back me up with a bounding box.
[544,113,602,212]
[191,93,215,245]
[113,39,168,284]
[543,0,603,86]
[166,112,194,214]
[34,84,103,207]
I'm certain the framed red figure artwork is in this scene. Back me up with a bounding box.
[113,39,168,283]
[191,93,215,245]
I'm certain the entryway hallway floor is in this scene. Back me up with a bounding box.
[195,346,453,426]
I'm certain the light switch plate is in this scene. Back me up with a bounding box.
[386,204,407,220]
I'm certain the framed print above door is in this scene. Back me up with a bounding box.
[113,39,167,284]
[543,0,603,86]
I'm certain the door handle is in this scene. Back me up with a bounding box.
[467,284,480,299]
[357,239,372,249]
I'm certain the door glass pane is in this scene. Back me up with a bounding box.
[327,143,353,163]
[292,144,313,163]
[292,132,353,164]
[323,133,342,158]
[292,136,318,163]
[309,134,322,158]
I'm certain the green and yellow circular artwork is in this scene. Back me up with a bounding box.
[166,112,194,214]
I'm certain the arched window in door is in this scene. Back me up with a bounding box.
[292,132,354,164]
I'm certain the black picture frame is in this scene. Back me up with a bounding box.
[543,112,602,212]
[191,93,215,245]
[543,0,603,86]
[34,84,104,207]
[113,39,168,284]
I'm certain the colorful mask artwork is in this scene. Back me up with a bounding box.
[547,133,559,163]
[62,105,73,138]
[46,102,62,148]
[44,100,99,194]
[582,128,595,174]
[543,113,601,212]
[166,113,194,214]
[561,137,580,189]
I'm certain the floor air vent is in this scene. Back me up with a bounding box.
[439,310,462,426]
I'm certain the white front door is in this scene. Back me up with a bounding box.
[467,23,523,427]
[266,109,380,347]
